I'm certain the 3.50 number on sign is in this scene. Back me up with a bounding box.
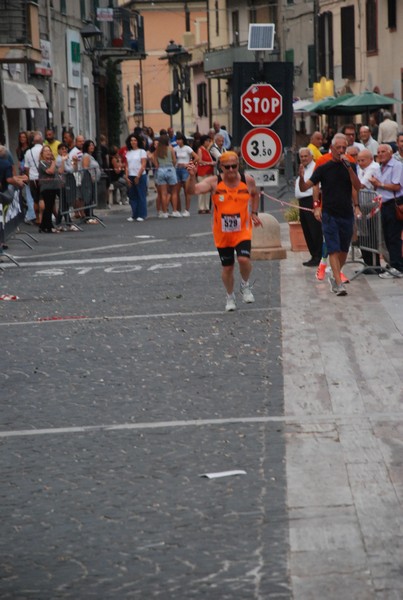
[250,139,272,158]
[241,128,282,169]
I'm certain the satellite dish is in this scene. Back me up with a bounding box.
[161,93,180,115]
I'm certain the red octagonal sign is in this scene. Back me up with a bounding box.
[241,84,283,127]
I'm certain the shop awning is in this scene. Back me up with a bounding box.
[3,80,47,110]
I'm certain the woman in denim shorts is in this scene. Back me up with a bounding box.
[153,135,178,218]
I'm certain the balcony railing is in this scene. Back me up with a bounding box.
[0,0,41,63]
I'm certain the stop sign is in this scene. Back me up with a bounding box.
[240,84,283,127]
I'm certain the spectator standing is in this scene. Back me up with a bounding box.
[63,131,75,151]
[341,124,365,151]
[0,145,14,191]
[299,134,362,296]
[24,131,43,223]
[307,131,323,161]
[378,111,399,152]
[295,147,323,266]
[44,128,61,159]
[16,131,30,171]
[167,127,177,148]
[82,139,102,183]
[209,133,225,170]
[213,121,231,150]
[109,146,128,205]
[368,114,379,140]
[125,134,148,222]
[16,131,36,222]
[69,134,85,218]
[196,135,215,214]
[356,149,382,270]
[356,149,381,188]
[392,132,403,163]
[174,132,198,217]
[359,125,379,157]
[369,144,403,277]
[55,142,77,230]
[152,134,178,218]
[37,145,62,232]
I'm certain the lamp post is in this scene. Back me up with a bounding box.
[161,41,191,134]
[80,22,109,209]
[80,23,103,166]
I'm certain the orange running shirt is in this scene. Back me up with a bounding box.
[211,176,252,248]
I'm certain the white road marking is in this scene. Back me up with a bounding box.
[0,413,400,439]
[0,306,272,327]
[5,251,217,268]
[13,238,167,260]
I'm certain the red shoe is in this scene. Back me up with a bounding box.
[316,262,327,281]
[340,272,350,284]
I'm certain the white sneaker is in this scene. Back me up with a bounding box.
[225,294,236,312]
[379,267,403,279]
[158,212,168,219]
[171,211,182,218]
[182,210,190,217]
[127,217,135,222]
[241,282,255,303]
[136,217,144,222]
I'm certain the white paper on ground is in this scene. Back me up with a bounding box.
[199,470,247,479]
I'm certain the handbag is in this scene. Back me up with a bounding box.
[395,197,403,221]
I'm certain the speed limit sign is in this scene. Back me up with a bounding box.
[241,127,283,169]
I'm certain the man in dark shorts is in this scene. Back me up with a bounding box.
[186,151,261,311]
[299,134,362,296]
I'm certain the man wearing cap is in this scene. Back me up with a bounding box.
[186,151,262,311]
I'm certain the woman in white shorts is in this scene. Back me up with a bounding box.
[174,132,198,217]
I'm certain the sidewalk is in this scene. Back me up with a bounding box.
[279,222,403,597]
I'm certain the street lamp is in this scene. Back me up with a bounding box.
[160,40,191,134]
[80,23,103,167]
[80,22,108,209]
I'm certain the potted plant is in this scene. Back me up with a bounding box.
[283,199,308,252]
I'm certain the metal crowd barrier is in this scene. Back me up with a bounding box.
[349,188,387,280]
[0,189,25,267]
[60,167,105,226]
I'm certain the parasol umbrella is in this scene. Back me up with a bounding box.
[293,99,313,113]
[304,93,354,115]
[334,90,403,115]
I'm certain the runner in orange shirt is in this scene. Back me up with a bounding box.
[186,151,262,311]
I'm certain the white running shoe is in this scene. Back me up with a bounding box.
[378,267,403,279]
[182,210,190,217]
[225,294,236,312]
[335,283,348,296]
[171,211,182,218]
[136,217,144,222]
[127,217,135,222]
[241,282,255,303]
[158,212,168,219]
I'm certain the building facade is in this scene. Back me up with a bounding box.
[0,0,144,158]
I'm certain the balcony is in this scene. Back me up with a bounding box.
[204,45,253,78]
[204,43,280,78]
[98,8,146,61]
[0,0,41,63]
